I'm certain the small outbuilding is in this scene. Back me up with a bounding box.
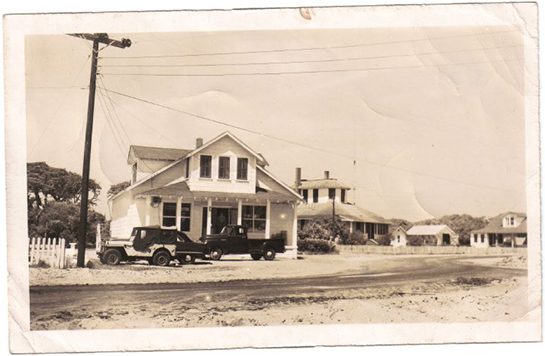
[390,226,408,247]
[406,225,459,246]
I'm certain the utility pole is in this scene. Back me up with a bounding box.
[69,33,131,268]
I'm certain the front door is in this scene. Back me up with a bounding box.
[443,234,451,245]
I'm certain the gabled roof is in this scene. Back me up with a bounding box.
[256,165,303,200]
[472,213,527,234]
[297,202,388,224]
[406,225,455,236]
[109,132,272,201]
[391,226,408,234]
[128,146,192,165]
[297,179,352,190]
[186,131,268,166]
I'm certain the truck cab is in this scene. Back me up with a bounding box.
[200,224,286,261]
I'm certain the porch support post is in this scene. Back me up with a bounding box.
[349,221,353,234]
[484,233,489,247]
[292,203,298,249]
[237,199,242,225]
[206,198,212,235]
[511,234,515,248]
[265,199,271,239]
[145,196,151,226]
[175,197,182,231]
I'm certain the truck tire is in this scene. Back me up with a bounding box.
[152,250,171,267]
[179,254,196,264]
[263,247,276,261]
[251,254,262,261]
[210,248,223,261]
[103,248,122,265]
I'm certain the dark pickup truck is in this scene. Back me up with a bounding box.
[200,225,286,261]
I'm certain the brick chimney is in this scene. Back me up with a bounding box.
[324,171,330,179]
[295,167,302,189]
[196,137,203,148]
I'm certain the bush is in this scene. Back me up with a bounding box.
[298,217,349,242]
[407,235,437,246]
[342,230,367,245]
[376,233,392,246]
[298,238,337,254]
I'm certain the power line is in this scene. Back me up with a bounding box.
[96,86,182,149]
[98,44,523,69]
[98,57,523,78]
[99,87,522,194]
[99,28,520,60]
[97,76,133,149]
[96,89,129,157]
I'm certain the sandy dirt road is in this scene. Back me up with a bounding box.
[30,255,528,330]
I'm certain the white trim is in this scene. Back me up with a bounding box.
[256,165,303,200]
[109,157,188,201]
[187,131,268,166]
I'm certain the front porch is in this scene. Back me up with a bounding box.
[133,187,299,258]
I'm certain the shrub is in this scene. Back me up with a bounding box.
[376,233,392,246]
[298,217,349,242]
[407,235,437,246]
[342,230,367,245]
[35,260,51,268]
[298,238,337,254]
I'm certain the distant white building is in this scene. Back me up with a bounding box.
[390,226,408,247]
[471,212,527,248]
[294,169,390,240]
[406,225,459,246]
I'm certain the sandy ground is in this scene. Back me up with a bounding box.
[30,254,529,330]
[30,253,395,286]
[32,276,528,330]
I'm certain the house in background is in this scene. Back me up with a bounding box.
[405,225,459,246]
[471,212,527,248]
[109,131,302,259]
[390,226,408,247]
[294,168,390,240]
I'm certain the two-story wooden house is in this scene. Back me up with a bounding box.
[470,212,527,248]
[109,132,302,258]
[294,168,390,240]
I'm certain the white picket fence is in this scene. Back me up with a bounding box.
[29,237,66,268]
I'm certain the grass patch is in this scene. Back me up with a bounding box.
[453,277,500,286]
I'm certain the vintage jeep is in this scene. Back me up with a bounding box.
[98,226,209,266]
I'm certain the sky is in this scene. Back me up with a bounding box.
[25,26,526,221]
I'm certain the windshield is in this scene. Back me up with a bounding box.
[220,226,234,235]
[176,231,192,243]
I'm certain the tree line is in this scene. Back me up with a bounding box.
[27,162,122,245]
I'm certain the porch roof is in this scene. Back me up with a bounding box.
[136,181,297,203]
[297,202,388,224]
[472,214,527,234]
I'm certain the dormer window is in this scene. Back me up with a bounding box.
[200,155,212,178]
[302,189,308,203]
[185,158,190,178]
[341,189,346,203]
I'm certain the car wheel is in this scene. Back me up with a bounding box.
[152,250,171,267]
[103,249,122,265]
[179,254,196,264]
[209,248,223,261]
[263,247,276,261]
[251,254,262,261]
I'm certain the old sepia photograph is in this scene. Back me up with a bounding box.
[4,2,541,353]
